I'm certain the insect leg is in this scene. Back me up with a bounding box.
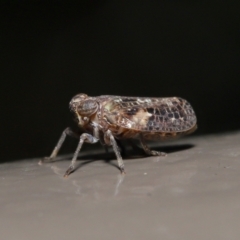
[39,127,79,164]
[139,134,167,156]
[128,139,145,155]
[102,141,125,155]
[105,130,125,174]
[64,133,98,177]
[116,139,127,156]
[93,125,109,154]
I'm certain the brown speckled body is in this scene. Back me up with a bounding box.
[72,95,197,141]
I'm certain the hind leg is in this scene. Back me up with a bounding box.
[139,135,167,156]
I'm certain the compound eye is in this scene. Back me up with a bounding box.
[72,93,88,102]
[78,99,98,116]
[69,93,88,112]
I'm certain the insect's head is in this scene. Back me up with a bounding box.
[69,93,98,119]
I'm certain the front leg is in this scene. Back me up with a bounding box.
[39,127,80,164]
[104,130,125,174]
[64,133,98,177]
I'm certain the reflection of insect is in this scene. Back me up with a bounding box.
[40,93,197,177]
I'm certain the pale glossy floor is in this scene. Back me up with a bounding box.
[1,132,240,240]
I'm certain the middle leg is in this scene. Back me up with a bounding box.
[105,130,125,174]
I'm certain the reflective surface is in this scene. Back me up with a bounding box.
[1,132,240,240]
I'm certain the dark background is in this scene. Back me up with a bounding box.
[1,0,240,161]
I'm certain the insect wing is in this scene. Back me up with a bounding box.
[103,96,197,132]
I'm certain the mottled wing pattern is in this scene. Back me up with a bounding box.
[103,96,197,132]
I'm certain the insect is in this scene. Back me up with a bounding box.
[40,93,197,177]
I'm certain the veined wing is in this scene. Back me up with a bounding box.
[102,96,197,132]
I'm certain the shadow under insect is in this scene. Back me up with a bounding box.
[52,141,195,173]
